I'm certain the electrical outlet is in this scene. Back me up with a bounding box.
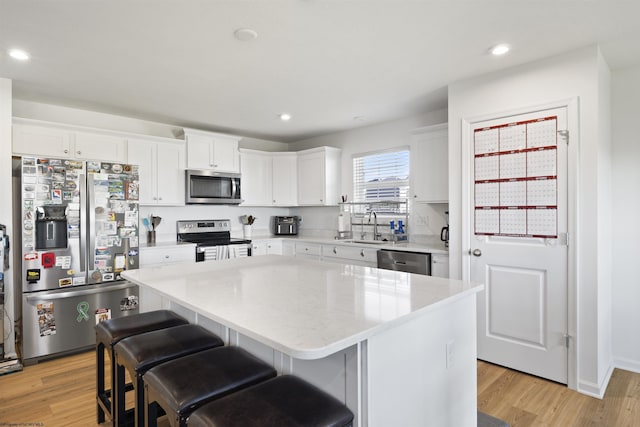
[446,340,455,369]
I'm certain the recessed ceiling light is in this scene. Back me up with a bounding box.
[279,113,292,121]
[491,44,510,56]
[353,116,365,122]
[234,28,258,42]
[9,49,30,61]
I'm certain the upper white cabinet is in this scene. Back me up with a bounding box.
[411,124,448,202]
[13,120,127,163]
[74,131,128,162]
[128,137,185,206]
[240,149,272,206]
[271,153,298,206]
[240,149,297,206]
[297,147,341,206]
[183,128,240,173]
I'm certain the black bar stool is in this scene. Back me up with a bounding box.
[143,346,277,427]
[95,310,188,425]
[186,375,354,427]
[113,324,224,427]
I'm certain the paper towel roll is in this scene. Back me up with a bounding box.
[338,214,347,232]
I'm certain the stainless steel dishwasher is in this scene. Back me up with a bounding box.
[377,249,431,275]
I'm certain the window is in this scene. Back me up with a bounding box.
[353,148,410,214]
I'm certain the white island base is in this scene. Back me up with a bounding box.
[123,256,481,427]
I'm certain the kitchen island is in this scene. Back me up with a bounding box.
[122,255,482,427]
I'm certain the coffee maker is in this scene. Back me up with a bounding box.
[440,211,449,248]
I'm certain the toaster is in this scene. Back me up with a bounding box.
[273,216,298,235]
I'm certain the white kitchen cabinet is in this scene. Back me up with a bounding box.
[294,242,322,260]
[12,121,127,162]
[282,240,295,256]
[184,128,240,173]
[74,131,127,162]
[138,243,196,312]
[411,124,448,202]
[297,146,341,206]
[240,150,297,206]
[251,239,283,256]
[127,137,185,206]
[271,152,298,206]
[140,244,195,266]
[240,150,272,206]
[321,244,377,267]
[431,253,449,278]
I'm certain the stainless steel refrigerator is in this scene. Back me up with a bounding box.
[18,157,140,364]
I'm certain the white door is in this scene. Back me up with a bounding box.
[469,107,569,383]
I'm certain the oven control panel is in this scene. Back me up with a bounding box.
[177,219,231,234]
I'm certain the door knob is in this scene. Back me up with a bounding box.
[471,248,482,257]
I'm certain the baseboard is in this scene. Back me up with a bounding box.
[613,356,640,374]
[577,362,614,399]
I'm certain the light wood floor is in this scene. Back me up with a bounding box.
[478,360,640,426]
[1,351,639,426]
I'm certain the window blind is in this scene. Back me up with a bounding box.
[353,148,410,214]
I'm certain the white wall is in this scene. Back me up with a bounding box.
[0,78,17,358]
[290,109,449,242]
[448,45,612,396]
[611,62,640,373]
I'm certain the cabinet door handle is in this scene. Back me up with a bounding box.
[165,255,170,259]
[76,150,82,155]
[64,149,69,154]
[360,250,365,257]
[158,196,163,201]
[333,247,337,254]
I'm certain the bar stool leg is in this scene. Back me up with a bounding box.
[115,363,126,426]
[96,342,106,424]
[145,383,158,427]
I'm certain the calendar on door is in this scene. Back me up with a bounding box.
[474,116,558,238]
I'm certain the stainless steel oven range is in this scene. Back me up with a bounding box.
[176,219,251,262]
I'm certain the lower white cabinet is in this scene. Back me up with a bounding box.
[321,244,377,267]
[431,253,449,278]
[294,242,322,259]
[139,244,196,312]
[282,240,295,256]
[251,239,283,256]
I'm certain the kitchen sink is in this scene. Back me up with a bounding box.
[343,239,392,245]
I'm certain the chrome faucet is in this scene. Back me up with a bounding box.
[368,211,380,240]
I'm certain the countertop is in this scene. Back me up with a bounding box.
[122,255,480,360]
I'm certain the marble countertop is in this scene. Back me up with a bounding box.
[123,255,480,359]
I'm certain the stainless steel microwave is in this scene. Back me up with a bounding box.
[185,170,242,204]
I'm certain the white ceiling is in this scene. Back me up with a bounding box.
[2,1,640,142]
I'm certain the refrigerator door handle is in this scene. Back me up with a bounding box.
[79,173,87,273]
[25,282,137,301]
[87,173,96,271]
